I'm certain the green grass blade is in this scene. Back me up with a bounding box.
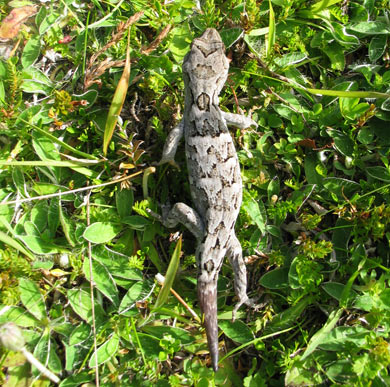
[86,0,125,30]
[152,235,182,311]
[307,0,342,13]
[305,88,390,99]
[18,118,98,160]
[267,0,275,58]
[0,230,35,260]
[301,308,343,360]
[103,28,131,156]
[0,160,101,167]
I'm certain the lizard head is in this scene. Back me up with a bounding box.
[183,28,229,108]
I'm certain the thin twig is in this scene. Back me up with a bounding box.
[267,87,308,124]
[21,347,60,384]
[86,188,99,386]
[0,170,144,206]
[296,183,317,215]
[155,273,201,323]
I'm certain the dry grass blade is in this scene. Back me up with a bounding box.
[84,17,171,90]
[140,24,172,55]
[84,12,144,90]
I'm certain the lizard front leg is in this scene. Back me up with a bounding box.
[158,120,184,168]
[222,111,257,129]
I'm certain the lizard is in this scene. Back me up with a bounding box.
[152,28,257,371]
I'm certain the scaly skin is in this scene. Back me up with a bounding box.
[155,28,257,371]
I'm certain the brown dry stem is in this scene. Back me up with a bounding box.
[84,13,171,90]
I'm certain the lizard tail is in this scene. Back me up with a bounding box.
[198,279,219,371]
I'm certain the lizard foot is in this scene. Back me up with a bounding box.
[232,297,259,322]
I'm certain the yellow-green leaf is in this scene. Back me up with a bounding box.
[103,28,131,155]
[153,236,182,311]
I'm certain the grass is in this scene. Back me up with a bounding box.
[1,0,390,385]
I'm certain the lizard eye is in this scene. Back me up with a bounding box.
[204,260,215,273]
[197,93,210,111]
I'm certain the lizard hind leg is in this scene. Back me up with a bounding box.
[226,234,254,321]
[148,202,205,241]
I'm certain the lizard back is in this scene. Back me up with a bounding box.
[182,28,243,371]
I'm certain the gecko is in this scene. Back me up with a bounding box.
[153,28,257,371]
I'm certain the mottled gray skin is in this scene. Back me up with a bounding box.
[156,28,257,371]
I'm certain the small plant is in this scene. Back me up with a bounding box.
[1,0,390,385]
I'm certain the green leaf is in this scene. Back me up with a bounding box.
[21,36,41,68]
[38,12,60,35]
[304,0,342,14]
[59,372,92,387]
[136,333,161,358]
[69,323,91,346]
[168,23,192,62]
[304,87,390,99]
[267,0,275,58]
[21,67,54,95]
[122,215,151,230]
[74,89,98,107]
[67,288,105,325]
[357,127,375,144]
[59,200,76,247]
[326,360,354,383]
[322,282,357,302]
[0,306,39,327]
[264,296,314,335]
[142,325,194,344]
[288,257,300,289]
[32,330,62,376]
[349,21,390,35]
[118,281,153,315]
[324,41,345,71]
[323,178,359,200]
[365,166,390,182]
[0,230,35,260]
[331,218,352,262]
[103,27,132,155]
[83,222,121,243]
[369,35,387,62]
[83,258,119,307]
[331,132,354,157]
[219,320,253,344]
[116,188,134,217]
[244,33,265,57]
[304,153,322,184]
[18,235,65,254]
[274,52,307,68]
[267,177,280,200]
[19,118,98,160]
[92,248,143,281]
[153,236,182,311]
[220,28,243,48]
[242,192,266,234]
[318,326,371,351]
[31,201,48,233]
[259,267,289,289]
[301,308,343,360]
[88,333,119,367]
[32,130,61,181]
[12,167,27,196]
[19,278,47,322]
